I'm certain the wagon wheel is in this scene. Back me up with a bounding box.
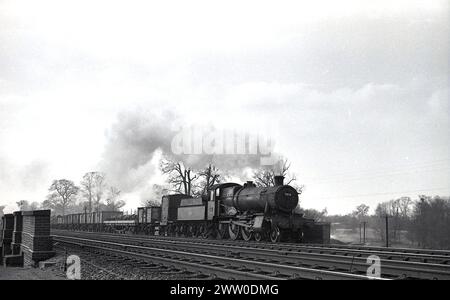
[171,225,177,237]
[191,225,199,238]
[217,223,229,240]
[254,232,265,242]
[269,225,281,243]
[228,223,241,240]
[175,225,181,237]
[196,225,203,238]
[297,230,304,243]
[241,227,253,241]
[180,224,187,237]
[186,225,192,237]
[198,224,209,239]
[166,225,173,236]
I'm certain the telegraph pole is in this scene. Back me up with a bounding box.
[363,221,366,245]
[359,223,362,243]
[385,215,389,248]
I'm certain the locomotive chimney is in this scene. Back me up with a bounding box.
[274,175,284,186]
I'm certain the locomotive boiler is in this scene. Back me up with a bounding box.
[221,176,299,213]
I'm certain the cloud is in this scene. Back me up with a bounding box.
[0,158,49,189]
[0,158,51,212]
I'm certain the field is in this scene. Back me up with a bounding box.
[331,227,416,248]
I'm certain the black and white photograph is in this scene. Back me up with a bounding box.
[0,0,449,289]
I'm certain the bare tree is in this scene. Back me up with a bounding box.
[104,186,126,211]
[374,199,404,243]
[93,173,106,212]
[353,204,370,222]
[390,199,402,240]
[398,197,413,218]
[47,179,79,216]
[141,184,168,207]
[300,208,328,222]
[80,172,106,213]
[197,164,222,195]
[30,202,40,210]
[253,169,276,187]
[80,172,96,213]
[374,201,389,241]
[142,199,162,207]
[16,200,29,211]
[410,196,450,249]
[16,200,40,211]
[253,158,302,192]
[160,157,198,196]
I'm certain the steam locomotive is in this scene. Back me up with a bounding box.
[54,176,330,243]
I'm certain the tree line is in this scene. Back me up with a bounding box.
[15,157,299,216]
[313,196,450,249]
[158,156,300,196]
[16,172,125,216]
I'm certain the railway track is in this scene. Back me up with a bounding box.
[52,231,386,280]
[53,230,450,280]
[53,229,450,264]
[52,230,450,280]
[293,242,450,258]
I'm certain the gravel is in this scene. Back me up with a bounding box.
[55,245,203,280]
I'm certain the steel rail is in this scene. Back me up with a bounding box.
[53,234,385,280]
[52,229,450,264]
[301,243,450,256]
[56,240,279,280]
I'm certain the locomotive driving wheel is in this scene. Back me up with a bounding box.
[228,223,241,240]
[269,225,281,243]
[217,223,229,239]
[254,232,264,242]
[241,227,253,241]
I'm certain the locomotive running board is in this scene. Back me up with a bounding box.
[221,215,265,231]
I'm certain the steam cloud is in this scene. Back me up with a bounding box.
[99,109,283,195]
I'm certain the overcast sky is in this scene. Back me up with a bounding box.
[0,0,449,214]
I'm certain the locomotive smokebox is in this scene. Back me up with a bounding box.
[274,175,285,186]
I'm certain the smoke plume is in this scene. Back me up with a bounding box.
[100,109,282,196]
